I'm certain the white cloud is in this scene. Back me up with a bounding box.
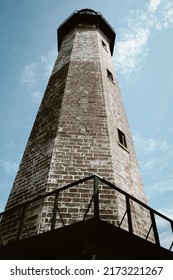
[31,90,42,105]
[159,229,173,249]
[162,1,173,28]
[114,0,173,78]
[158,205,173,220]
[133,132,173,199]
[133,131,173,190]
[40,48,57,78]
[21,48,57,104]
[0,160,18,174]
[146,138,169,152]
[114,12,151,77]
[115,28,150,76]
[133,133,170,153]
[142,158,161,171]
[147,175,173,196]
[21,62,37,87]
[148,0,162,13]
[155,205,173,250]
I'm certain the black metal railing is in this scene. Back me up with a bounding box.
[0,174,172,251]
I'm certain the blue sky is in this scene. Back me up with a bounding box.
[0,0,173,236]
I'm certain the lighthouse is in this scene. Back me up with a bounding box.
[0,9,172,259]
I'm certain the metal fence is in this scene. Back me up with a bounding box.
[0,174,172,251]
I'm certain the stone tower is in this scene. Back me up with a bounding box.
[1,9,151,244]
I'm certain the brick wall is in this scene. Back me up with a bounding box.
[1,20,153,244]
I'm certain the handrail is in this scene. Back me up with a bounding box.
[0,174,95,217]
[0,174,172,251]
[98,176,173,224]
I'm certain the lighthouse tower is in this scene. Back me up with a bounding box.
[1,9,170,260]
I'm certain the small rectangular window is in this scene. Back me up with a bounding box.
[118,129,128,149]
[102,40,108,51]
[107,69,114,82]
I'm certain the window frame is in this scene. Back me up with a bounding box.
[117,128,128,151]
[101,40,108,51]
[107,69,114,83]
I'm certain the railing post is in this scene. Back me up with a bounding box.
[169,220,173,251]
[126,196,133,234]
[16,203,28,241]
[0,237,3,246]
[0,214,3,245]
[51,192,59,230]
[94,175,100,220]
[150,211,160,246]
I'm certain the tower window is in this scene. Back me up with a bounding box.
[102,40,108,51]
[107,69,114,82]
[118,129,128,149]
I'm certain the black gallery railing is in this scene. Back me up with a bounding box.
[0,174,172,251]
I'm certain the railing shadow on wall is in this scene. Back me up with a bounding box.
[0,174,172,252]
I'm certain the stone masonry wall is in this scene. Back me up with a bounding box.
[1,31,76,243]
[39,27,152,239]
[39,27,117,233]
[1,24,153,243]
[98,31,151,238]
